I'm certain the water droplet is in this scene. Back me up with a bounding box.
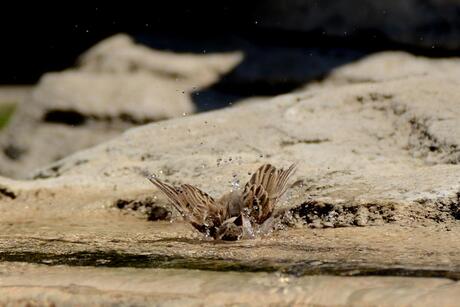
[230,176,240,190]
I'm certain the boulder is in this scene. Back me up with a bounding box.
[1,52,460,304]
[0,34,242,178]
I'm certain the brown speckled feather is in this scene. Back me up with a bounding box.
[148,176,225,236]
[147,163,296,240]
[242,163,297,223]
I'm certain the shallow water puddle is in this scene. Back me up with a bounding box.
[1,215,460,280]
[1,250,459,280]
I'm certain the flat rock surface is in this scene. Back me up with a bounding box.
[1,263,460,306]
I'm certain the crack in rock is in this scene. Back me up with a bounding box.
[280,138,330,147]
[0,185,16,199]
[354,92,460,165]
[408,117,460,164]
[43,109,163,126]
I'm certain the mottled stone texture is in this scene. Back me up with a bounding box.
[1,51,460,305]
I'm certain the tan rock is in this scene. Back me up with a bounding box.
[79,34,243,87]
[18,74,460,220]
[0,34,242,179]
[1,263,459,306]
[0,86,33,107]
[0,52,459,305]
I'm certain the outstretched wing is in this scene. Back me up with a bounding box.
[180,184,226,227]
[147,175,225,236]
[242,163,297,223]
[147,175,185,215]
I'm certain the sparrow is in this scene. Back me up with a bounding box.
[147,163,297,240]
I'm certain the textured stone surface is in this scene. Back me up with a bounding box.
[1,51,460,305]
[1,263,460,306]
[9,63,459,224]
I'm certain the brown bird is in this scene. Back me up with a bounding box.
[147,163,297,240]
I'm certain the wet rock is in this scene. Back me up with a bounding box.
[354,207,369,226]
[0,53,459,303]
[310,220,323,229]
[1,263,460,306]
[322,221,334,228]
[0,35,242,178]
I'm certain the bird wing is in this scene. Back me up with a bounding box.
[147,176,225,235]
[180,184,226,227]
[147,175,185,216]
[242,163,297,223]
